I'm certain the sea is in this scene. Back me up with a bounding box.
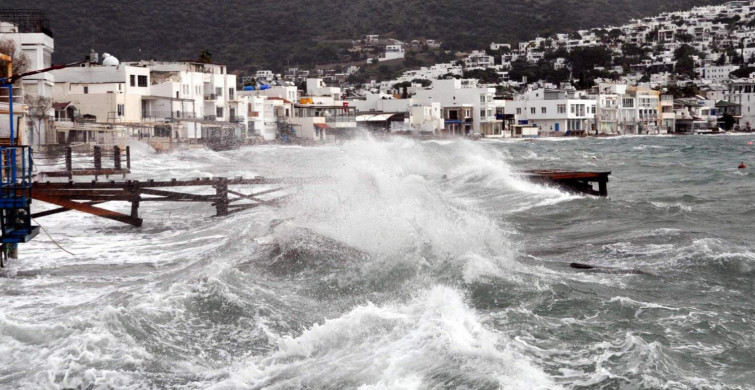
[1,134,753,389]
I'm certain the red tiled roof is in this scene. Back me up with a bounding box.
[267,97,293,104]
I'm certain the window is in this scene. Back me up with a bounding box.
[137,75,148,87]
[130,75,135,87]
[531,107,536,114]
[516,108,522,114]
[480,109,486,118]
[216,87,223,97]
[229,88,234,100]
[117,104,124,116]
[570,105,575,114]
[83,86,88,94]
[541,107,547,114]
[216,107,224,118]
[558,104,566,114]
[568,119,582,131]
[481,95,486,103]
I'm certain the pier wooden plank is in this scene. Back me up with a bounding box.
[31,201,107,218]
[522,170,611,197]
[33,193,143,227]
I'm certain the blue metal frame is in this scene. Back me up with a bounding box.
[1,81,39,245]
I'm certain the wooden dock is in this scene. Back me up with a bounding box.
[523,170,610,196]
[31,177,290,227]
[36,145,131,180]
[28,169,609,229]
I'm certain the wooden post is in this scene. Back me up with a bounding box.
[126,146,131,169]
[215,178,228,216]
[65,146,72,180]
[129,181,140,219]
[93,146,102,170]
[113,146,121,170]
[599,179,607,197]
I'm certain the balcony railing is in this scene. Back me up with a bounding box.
[229,116,244,123]
[142,111,197,121]
[325,115,357,123]
[204,115,217,121]
[204,94,217,101]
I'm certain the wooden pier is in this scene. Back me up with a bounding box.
[523,170,610,196]
[28,169,609,229]
[36,145,131,180]
[31,177,289,227]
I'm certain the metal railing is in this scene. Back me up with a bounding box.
[0,146,37,245]
[142,111,197,121]
[325,115,357,123]
[0,146,32,200]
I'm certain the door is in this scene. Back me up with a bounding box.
[554,123,560,132]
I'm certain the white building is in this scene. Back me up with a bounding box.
[414,79,502,136]
[0,14,55,145]
[131,60,244,140]
[255,70,274,82]
[464,50,495,69]
[344,93,443,134]
[490,43,511,51]
[51,61,151,124]
[724,79,755,129]
[292,78,356,141]
[700,64,739,81]
[506,88,596,135]
[378,44,405,62]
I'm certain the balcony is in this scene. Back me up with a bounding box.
[229,116,244,123]
[204,94,217,101]
[203,115,217,121]
[142,111,197,122]
[325,115,356,123]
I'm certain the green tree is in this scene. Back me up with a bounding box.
[198,49,213,64]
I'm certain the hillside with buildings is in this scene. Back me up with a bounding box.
[1,0,730,74]
[2,1,755,154]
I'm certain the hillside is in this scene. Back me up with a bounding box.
[2,0,730,74]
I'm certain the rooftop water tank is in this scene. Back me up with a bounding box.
[102,53,120,66]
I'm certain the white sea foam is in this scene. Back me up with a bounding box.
[223,286,558,389]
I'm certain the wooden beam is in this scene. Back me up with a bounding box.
[227,189,275,205]
[33,177,286,189]
[139,188,218,201]
[226,203,262,215]
[31,201,106,218]
[41,169,131,177]
[33,193,143,227]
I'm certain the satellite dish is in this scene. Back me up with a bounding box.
[102,53,120,66]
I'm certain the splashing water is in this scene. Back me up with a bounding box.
[1,135,753,389]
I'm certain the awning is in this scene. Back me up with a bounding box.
[314,123,331,129]
[356,114,394,122]
[52,102,72,110]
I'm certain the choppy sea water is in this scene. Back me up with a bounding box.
[1,134,754,389]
